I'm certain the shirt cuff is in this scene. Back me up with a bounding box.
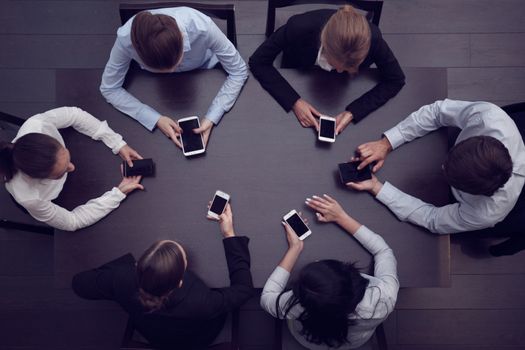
[113,140,127,155]
[137,106,162,131]
[111,187,127,200]
[205,106,224,125]
[353,225,373,245]
[375,181,398,204]
[272,266,291,286]
[383,126,405,150]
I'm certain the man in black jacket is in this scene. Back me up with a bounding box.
[72,203,254,349]
[249,7,405,135]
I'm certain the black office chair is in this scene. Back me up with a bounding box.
[265,0,383,37]
[275,318,388,350]
[120,310,240,350]
[0,111,54,236]
[502,102,525,128]
[119,1,238,47]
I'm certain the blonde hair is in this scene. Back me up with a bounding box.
[320,5,371,72]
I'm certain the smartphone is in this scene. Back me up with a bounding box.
[178,116,205,156]
[208,190,230,219]
[338,162,372,184]
[318,115,336,143]
[283,210,312,240]
[122,158,155,177]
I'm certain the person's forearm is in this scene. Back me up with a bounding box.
[336,213,362,235]
[278,246,302,273]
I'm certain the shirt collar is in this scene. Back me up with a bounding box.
[315,47,333,72]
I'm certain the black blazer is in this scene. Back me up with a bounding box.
[72,237,254,350]
[249,9,406,122]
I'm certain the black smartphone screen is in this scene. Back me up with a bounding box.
[123,158,155,177]
[210,195,228,215]
[179,118,204,153]
[320,118,336,139]
[338,162,372,184]
[286,213,309,237]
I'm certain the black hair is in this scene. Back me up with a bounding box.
[278,260,369,347]
[0,133,61,181]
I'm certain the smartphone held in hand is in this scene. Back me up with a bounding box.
[318,115,336,143]
[178,116,205,156]
[122,158,155,177]
[338,162,372,184]
[283,210,312,240]
[208,190,230,219]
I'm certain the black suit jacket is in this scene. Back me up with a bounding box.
[72,237,254,350]
[249,9,406,122]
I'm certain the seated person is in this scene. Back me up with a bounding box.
[349,99,525,256]
[72,203,254,349]
[261,194,398,349]
[100,7,248,149]
[249,5,405,134]
[0,107,143,231]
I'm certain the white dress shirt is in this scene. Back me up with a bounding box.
[378,99,525,234]
[260,226,399,349]
[100,7,248,131]
[315,47,334,72]
[5,107,128,231]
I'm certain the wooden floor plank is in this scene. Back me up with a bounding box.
[384,34,470,68]
[381,0,525,34]
[450,236,525,274]
[0,69,55,102]
[470,33,525,67]
[448,67,525,102]
[0,239,54,276]
[396,274,525,310]
[0,1,119,34]
[397,309,525,346]
[0,35,114,69]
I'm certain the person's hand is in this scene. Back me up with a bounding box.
[193,118,213,148]
[282,219,304,252]
[118,145,143,167]
[305,194,348,224]
[292,98,320,131]
[117,165,144,195]
[346,174,383,196]
[207,202,235,238]
[156,116,183,149]
[353,137,393,173]
[335,111,353,135]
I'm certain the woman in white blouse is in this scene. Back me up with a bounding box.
[260,194,399,349]
[0,107,144,231]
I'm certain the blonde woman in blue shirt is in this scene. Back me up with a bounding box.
[101,7,248,149]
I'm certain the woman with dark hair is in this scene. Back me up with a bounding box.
[0,107,143,231]
[72,203,254,349]
[249,5,405,136]
[261,194,398,349]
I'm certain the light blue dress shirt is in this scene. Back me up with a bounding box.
[100,7,248,130]
[378,99,525,234]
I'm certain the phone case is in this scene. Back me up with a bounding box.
[338,162,371,184]
[123,159,155,177]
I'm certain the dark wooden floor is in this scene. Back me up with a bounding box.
[1,0,525,349]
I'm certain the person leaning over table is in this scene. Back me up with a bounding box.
[249,5,405,134]
[0,107,144,231]
[260,195,398,350]
[348,99,525,257]
[100,7,248,150]
[72,203,254,350]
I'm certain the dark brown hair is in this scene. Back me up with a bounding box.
[0,133,61,182]
[444,136,513,196]
[320,5,371,73]
[137,240,186,312]
[131,11,183,70]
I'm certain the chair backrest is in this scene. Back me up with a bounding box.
[119,1,237,47]
[265,0,383,37]
[0,111,54,236]
[502,102,525,137]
